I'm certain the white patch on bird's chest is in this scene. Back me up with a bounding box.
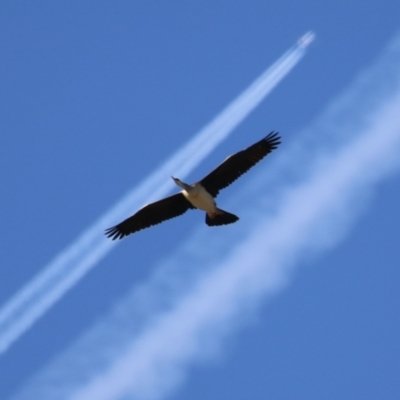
[182,185,217,212]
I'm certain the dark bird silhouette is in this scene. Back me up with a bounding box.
[105,132,281,240]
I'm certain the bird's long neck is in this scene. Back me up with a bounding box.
[174,178,192,191]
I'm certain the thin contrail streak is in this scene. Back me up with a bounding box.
[0,37,309,354]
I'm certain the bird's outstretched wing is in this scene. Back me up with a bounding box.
[200,131,281,197]
[105,193,194,240]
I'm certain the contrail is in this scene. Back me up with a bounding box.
[71,49,400,400]
[0,36,309,355]
[9,33,400,400]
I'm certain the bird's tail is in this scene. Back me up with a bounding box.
[205,208,239,226]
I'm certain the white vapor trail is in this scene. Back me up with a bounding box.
[10,34,400,400]
[0,38,307,355]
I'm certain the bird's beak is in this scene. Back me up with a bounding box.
[171,176,177,181]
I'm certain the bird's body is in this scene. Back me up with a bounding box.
[174,180,216,213]
[172,178,238,226]
[105,132,281,240]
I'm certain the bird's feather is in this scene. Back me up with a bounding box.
[200,131,281,197]
[105,193,194,240]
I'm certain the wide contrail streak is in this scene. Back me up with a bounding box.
[0,37,309,355]
[9,33,400,400]
[70,67,400,400]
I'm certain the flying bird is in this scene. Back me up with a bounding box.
[105,132,281,240]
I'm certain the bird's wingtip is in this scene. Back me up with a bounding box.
[105,226,123,240]
[264,131,281,148]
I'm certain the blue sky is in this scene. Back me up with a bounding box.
[1,2,400,399]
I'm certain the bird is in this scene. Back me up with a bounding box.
[105,132,281,240]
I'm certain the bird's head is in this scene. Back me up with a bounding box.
[171,176,188,189]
